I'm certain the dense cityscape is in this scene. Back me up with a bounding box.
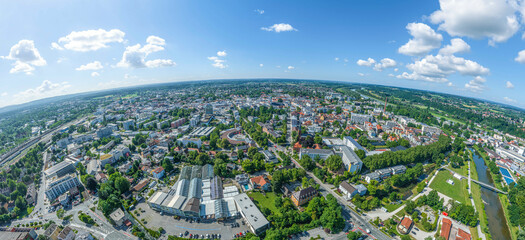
[0,80,524,240]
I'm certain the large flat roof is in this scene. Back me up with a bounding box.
[234,193,269,231]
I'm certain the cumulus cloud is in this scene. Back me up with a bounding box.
[357,58,376,66]
[52,29,125,52]
[255,9,264,14]
[15,80,71,101]
[398,23,443,56]
[357,57,397,71]
[76,61,103,71]
[91,72,100,77]
[358,73,365,76]
[373,58,397,71]
[217,51,227,57]
[439,38,470,55]
[334,57,340,61]
[208,51,228,69]
[430,0,519,45]
[259,64,264,67]
[465,76,487,92]
[288,66,295,70]
[1,92,7,97]
[397,39,488,84]
[515,50,525,63]
[261,23,297,32]
[506,81,515,88]
[208,56,226,69]
[2,40,46,74]
[117,36,176,68]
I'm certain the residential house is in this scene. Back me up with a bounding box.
[291,187,318,206]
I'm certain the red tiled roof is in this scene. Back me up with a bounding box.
[457,228,471,240]
[400,217,413,229]
[441,218,452,240]
[250,176,268,187]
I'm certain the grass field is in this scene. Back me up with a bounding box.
[248,191,280,214]
[429,170,468,204]
[449,162,469,178]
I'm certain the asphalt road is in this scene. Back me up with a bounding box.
[289,158,393,240]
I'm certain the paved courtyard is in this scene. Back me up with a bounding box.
[135,202,251,239]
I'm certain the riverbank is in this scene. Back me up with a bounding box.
[472,145,515,240]
[468,150,489,239]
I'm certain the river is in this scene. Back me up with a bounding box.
[470,148,511,240]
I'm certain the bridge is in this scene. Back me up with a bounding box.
[444,168,507,195]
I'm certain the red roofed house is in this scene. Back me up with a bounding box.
[457,228,472,240]
[441,218,452,240]
[250,175,270,191]
[397,217,413,235]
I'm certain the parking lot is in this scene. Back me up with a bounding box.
[135,202,251,239]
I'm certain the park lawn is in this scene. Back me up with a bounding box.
[469,227,479,240]
[449,162,469,177]
[248,192,279,215]
[382,201,404,213]
[429,170,468,204]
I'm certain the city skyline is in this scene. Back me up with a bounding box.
[1,0,525,108]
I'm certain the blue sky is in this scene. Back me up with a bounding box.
[1,0,524,108]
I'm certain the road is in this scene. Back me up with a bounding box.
[14,194,134,240]
[288,157,392,240]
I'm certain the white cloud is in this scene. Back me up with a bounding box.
[288,66,295,70]
[145,59,176,68]
[76,61,103,71]
[259,64,264,67]
[334,57,340,61]
[208,51,228,69]
[373,58,397,71]
[217,51,227,57]
[398,23,443,56]
[504,96,517,103]
[2,40,46,74]
[146,35,165,46]
[261,23,297,32]
[1,92,7,97]
[515,50,525,63]
[465,76,487,92]
[506,81,515,88]
[430,0,519,45]
[117,36,176,68]
[15,80,71,102]
[439,38,470,55]
[10,62,35,75]
[51,42,63,50]
[394,68,399,72]
[91,72,100,77]
[53,29,125,52]
[357,58,376,66]
[255,9,265,14]
[397,39,489,83]
[208,56,226,69]
[358,57,397,71]
[344,58,349,63]
[447,82,454,87]
[358,73,365,76]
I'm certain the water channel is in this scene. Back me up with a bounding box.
[470,148,511,240]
